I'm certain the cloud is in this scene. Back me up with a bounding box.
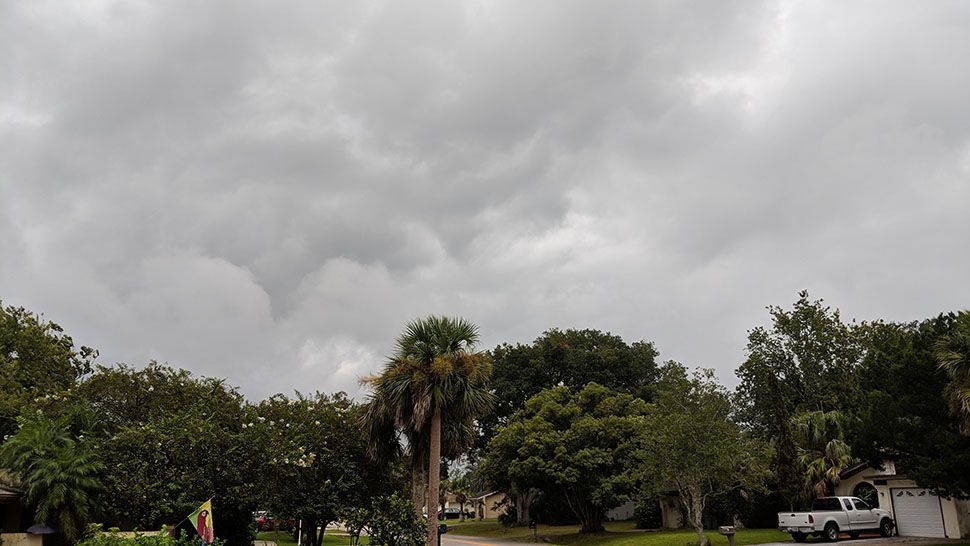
[2,0,969,399]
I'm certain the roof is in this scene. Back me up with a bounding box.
[0,484,24,500]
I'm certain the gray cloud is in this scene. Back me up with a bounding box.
[2,0,969,399]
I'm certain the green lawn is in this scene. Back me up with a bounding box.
[255,530,370,546]
[446,522,792,546]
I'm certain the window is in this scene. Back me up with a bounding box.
[853,482,879,508]
[812,498,841,511]
[843,499,853,510]
[852,499,871,511]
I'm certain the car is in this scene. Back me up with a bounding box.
[254,512,296,532]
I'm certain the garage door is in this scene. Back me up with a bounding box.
[892,488,946,538]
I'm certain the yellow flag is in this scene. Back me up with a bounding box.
[188,499,215,544]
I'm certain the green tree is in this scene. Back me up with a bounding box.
[365,316,493,546]
[934,310,970,434]
[791,410,853,498]
[63,364,257,546]
[365,493,425,546]
[735,291,861,506]
[0,302,96,437]
[0,414,103,541]
[482,329,658,443]
[481,383,649,533]
[246,392,388,546]
[638,364,769,546]
[852,316,970,497]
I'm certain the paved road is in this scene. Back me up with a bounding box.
[442,534,524,546]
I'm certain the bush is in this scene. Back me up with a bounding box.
[77,528,221,546]
[634,497,662,529]
[366,494,424,546]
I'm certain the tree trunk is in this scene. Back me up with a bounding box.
[459,501,465,522]
[427,409,442,546]
[412,460,427,519]
[685,489,708,546]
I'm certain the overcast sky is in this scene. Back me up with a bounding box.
[2,1,969,400]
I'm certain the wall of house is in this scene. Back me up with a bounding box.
[660,496,683,529]
[2,533,43,546]
[475,493,506,519]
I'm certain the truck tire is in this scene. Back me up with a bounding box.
[791,532,807,542]
[824,522,839,542]
[880,518,894,537]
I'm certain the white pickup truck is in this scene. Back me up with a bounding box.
[778,496,894,542]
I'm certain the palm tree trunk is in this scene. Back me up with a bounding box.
[427,409,442,546]
[412,459,426,519]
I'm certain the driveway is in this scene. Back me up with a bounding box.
[759,537,966,546]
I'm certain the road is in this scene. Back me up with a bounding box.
[443,533,967,546]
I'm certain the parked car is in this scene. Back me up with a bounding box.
[778,496,894,542]
[254,511,296,532]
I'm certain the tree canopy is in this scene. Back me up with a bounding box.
[481,382,649,533]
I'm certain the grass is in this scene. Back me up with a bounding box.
[255,530,370,546]
[446,521,792,546]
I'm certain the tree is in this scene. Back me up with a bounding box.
[365,493,425,546]
[247,392,389,546]
[790,410,853,498]
[0,414,103,541]
[481,383,649,533]
[0,302,96,437]
[638,364,769,546]
[852,316,970,497]
[481,329,658,444]
[60,364,258,546]
[934,310,970,434]
[365,316,493,546]
[735,291,861,505]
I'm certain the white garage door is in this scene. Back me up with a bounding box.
[892,488,946,538]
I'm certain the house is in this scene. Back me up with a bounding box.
[469,491,507,520]
[836,462,970,539]
[0,483,43,546]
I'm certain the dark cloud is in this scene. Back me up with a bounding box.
[2,0,969,399]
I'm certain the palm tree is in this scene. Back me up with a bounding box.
[791,410,854,498]
[365,316,493,546]
[0,417,103,541]
[935,312,970,435]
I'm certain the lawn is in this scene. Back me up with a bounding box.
[446,521,792,546]
[255,530,370,546]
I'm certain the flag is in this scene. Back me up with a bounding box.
[188,499,215,545]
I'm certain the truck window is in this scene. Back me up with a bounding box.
[842,499,853,510]
[852,499,870,511]
[812,498,840,511]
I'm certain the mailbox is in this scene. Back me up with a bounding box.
[438,524,448,535]
[528,520,537,529]
[718,526,736,546]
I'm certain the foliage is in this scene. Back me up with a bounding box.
[245,392,389,546]
[364,316,493,545]
[734,291,861,506]
[0,414,103,540]
[852,316,970,497]
[633,496,662,529]
[65,364,257,546]
[790,410,853,497]
[365,494,424,546]
[0,302,96,438]
[480,329,658,446]
[76,528,219,546]
[481,383,649,533]
[638,364,769,546]
[934,310,970,434]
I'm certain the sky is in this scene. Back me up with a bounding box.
[2,1,969,400]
